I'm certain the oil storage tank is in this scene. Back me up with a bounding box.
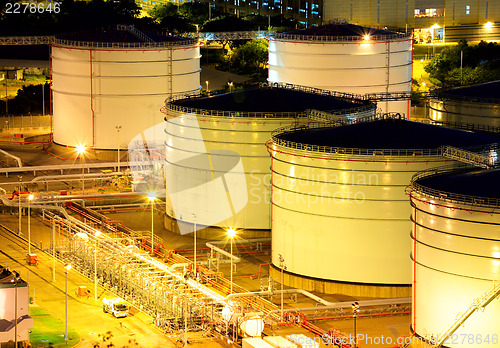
[51,25,200,152]
[428,80,500,128]
[268,24,412,116]
[162,84,375,236]
[268,115,500,297]
[410,165,500,347]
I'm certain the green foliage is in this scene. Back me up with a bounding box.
[0,83,50,115]
[202,15,256,32]
[222,39,268,81]
[424,40,500,87]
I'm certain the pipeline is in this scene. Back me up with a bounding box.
[0,148,23,167]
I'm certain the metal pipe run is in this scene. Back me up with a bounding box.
[206,242,241,263]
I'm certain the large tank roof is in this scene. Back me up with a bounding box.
[435,80,500,103]
[415,168,500,201]
[274,23,410,41]
[170,86,368,113]
[53,26,195,48]
[276,118,500,149]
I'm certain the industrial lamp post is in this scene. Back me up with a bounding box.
[193,213,197,279]
[227,228,236,293]
[116,126,122,172]
[147,193,156,256]
[27,194,34,254]
[352,301,360,348]
[278,254,286,322]
[76,145,86,195]
[18,175,22,235]
[64,264,72,340]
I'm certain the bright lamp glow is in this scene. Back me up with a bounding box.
[28,194,34,201]
[64,264,71,271]
[147,192,156,201]
[227,228,237,238]
[485,22,493,29]
[76,144,86,154]
[363,34,370,41]
[76,232,88,239]
[431,24,440,29]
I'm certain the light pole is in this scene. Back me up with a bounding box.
[278,254,286,322]
[64,264,71,340]
[18,175,22,235]
[147,193,156,256]
[227,228,236,293]
[227,81,233,92]
[76,145,86,195]
[116,126,122,172]
[52,220,56,282]
[94,231,101,301]
[352,301,359,348]
[193,213,197,279]
[27,194,34,254]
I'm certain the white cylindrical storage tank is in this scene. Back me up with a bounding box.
[268,24,412,116]
[429,81,500,127]
[410,166,500,347]
[163,85,375,236]
[268,116,500,297]
[51,27,200,151]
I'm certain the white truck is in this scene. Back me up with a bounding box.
[102,298,129,318]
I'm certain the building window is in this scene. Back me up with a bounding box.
[414,8,444,17]
[466,5,470,14]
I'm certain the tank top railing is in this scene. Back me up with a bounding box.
[272,32,411,42]
[410,164,500,209]
[164,83,374,119]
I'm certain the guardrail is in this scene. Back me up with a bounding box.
[410,164,500,209]
[272,31,411,43]
[163,82,374,119]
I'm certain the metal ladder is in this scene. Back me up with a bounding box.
[433,281,500,347]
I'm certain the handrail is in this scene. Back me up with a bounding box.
[410,163,500,209]
[163,82,375,119]
[272,31,411,42]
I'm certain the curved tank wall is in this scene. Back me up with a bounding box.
[410,167,500,347]
[428,82,500,127]
[163,85,375,233]
[268,116,500,297]
[268,25,412,116]
[51,38,200,150]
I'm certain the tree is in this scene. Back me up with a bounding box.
[424,40,500,87]
[227,39,268,81]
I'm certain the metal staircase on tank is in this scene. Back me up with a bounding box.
[432,281,500,347]
[441,145,496,169]
[117,24,154,43]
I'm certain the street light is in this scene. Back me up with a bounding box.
[116,126,122,172]
[64,264,71,340]
[76,145,86,195]
[205,80,209,94]
[18,175,22,235]
[193,213,197,279]
[278,254,286,322]
[94,231,101,301]
[227,81,233,92]
[147,193,156,256]
[227,228,236,293]
[352,301,360,348]
[27,194,34,255]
